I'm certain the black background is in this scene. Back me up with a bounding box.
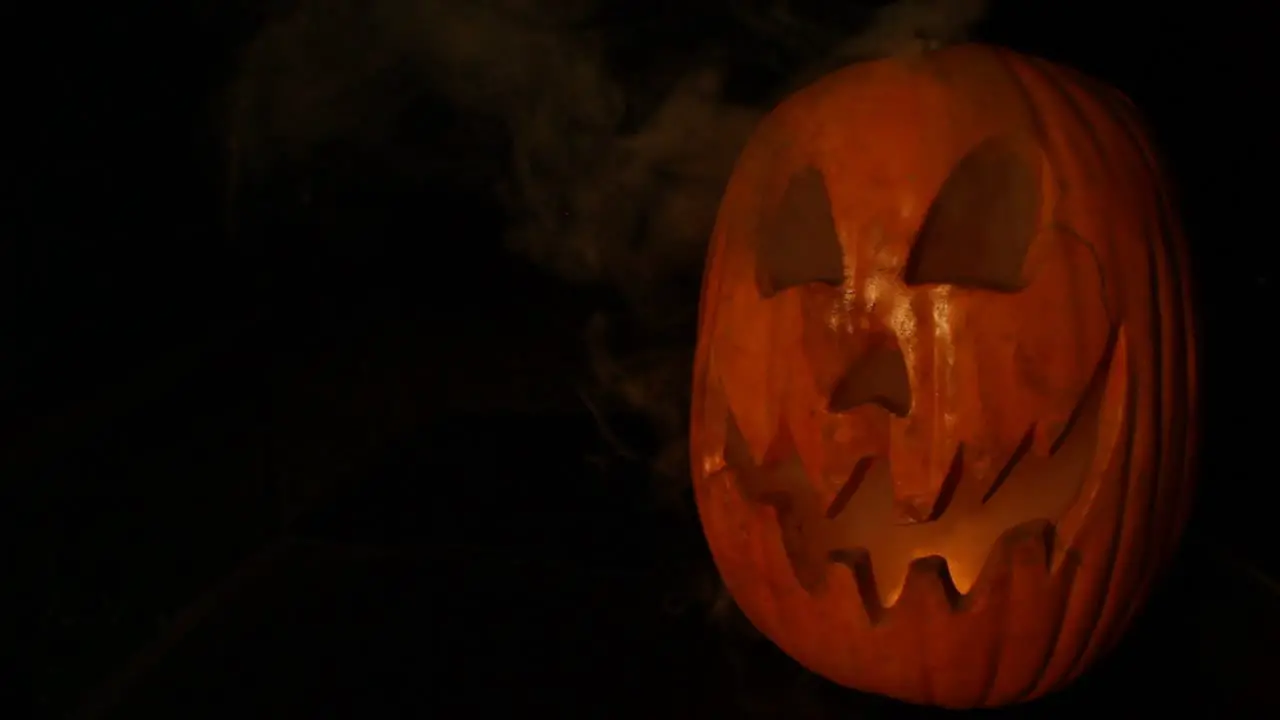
[14,1,1280,717]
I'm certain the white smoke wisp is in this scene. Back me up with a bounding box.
[224,0,991,549]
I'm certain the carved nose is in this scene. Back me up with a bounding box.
[827,344,912,418]
[826,343,945,526]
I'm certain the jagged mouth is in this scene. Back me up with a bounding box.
[716,330,1124,619]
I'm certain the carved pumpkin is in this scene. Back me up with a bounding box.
[690,44,1196,708]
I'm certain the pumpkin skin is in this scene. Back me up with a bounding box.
[690,44,1196,708]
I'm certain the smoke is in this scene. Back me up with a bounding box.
[226,0,989,618]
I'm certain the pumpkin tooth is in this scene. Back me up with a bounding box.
[825,456,875,519]
[854,520,1058,621]
[887,421,963,524]
[897,556,965,613]
[980,427,1036,504]
[1035,325,1121,457]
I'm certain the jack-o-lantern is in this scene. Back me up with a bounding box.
[690,44,1196,708]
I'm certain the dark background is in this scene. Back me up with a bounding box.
[13,1,1279,717]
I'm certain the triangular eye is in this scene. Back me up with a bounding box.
[756,167,845,297]
[903,135,1042,292]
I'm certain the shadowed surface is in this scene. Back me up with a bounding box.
[77,413,1280,717]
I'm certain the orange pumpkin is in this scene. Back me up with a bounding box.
[690,44,1197,708]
